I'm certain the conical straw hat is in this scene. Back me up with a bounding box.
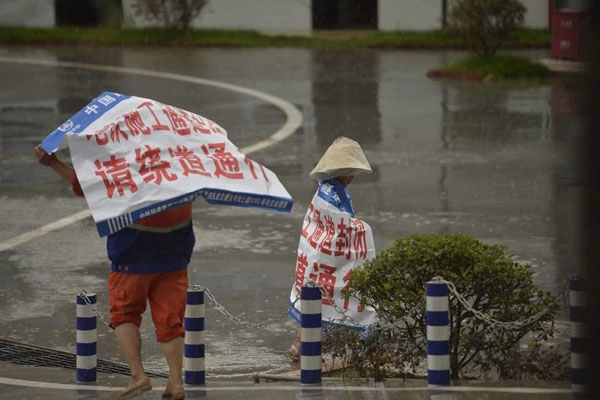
[309,136,372,181]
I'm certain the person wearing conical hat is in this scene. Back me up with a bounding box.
[309,136,372,182]
[307,136,372,216]
[289,136,372,361]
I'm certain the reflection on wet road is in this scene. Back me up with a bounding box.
[0,45,582,379]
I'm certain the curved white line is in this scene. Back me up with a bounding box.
[0,56,303,252]
[0,55,303,154]
[0,377,574,394]
[0,209,92,252]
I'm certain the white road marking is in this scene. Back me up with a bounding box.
[0,56,303,252]
[0,209,92,252]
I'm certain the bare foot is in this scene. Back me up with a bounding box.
[162,379,185,399]
[117,377,152,399]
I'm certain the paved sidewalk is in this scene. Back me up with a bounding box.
[0,360,575,400]
[540,57,587,73]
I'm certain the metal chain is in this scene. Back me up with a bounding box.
[78,286,286,331]
[316,285,371,329]
[203,287,262,329]
[80,274,554,335]
[289,282,420,332]
[430,276,553,331]
[79,290,111,328]
[295,276,553,333]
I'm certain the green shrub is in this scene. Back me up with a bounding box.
[447,0,526,57]
[484,341,569,380]
[346,233,559,379]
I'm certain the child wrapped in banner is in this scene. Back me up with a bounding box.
[288,136,377,361]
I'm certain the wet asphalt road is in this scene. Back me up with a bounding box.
[0,44,582,398]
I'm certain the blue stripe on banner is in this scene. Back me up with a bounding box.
[288,302,301,324]
[117,216,125,232]
[187,292,204,305]
[571,337,587,354]
[77,342,97,357]
[427,340,449,356]
[301,287,321,301]
[106,220,114,235]
[301,341,321,357]
[426,283,449,297]
[427,311,449,326]
[301,314,321,328]
[428,369,450,386]
[317,180,354,217]
[185,370,205,385]
[184,318,205,332]
[300,370,321,384]
[77,317,97,331]
[570,306,587,323]
[96,188,293,237]
[184,344,205,358]
[572,368,585,385]
[200,188,293,213]
[96,192,203,237]
[77,296,96,305]
[77,367,97,382]
[289,300,369,332]
[42,92,131,154]
[569,280,585,291]
[107,219,115,235]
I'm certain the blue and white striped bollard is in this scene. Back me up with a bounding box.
[300,281,322,384]
[570,279,587,393]
[184,286,205,385]
[426,280,450,386]
[76,292,97,382]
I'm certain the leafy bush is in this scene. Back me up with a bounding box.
[483,341,569,380]
[447,0,526,57]
[345,233,559,379]
[132,0,208,30]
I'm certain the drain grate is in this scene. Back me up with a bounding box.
[0,338,168,378]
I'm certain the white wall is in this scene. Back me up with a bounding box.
[521,0,550,28]
[123,0,312,33]
[0,0,549,31]
[378,0,550,31]
[378,0,442,31]
[0,0,55,27]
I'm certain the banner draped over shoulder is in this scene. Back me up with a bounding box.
[288,181,377,328]
[42,92,293,237]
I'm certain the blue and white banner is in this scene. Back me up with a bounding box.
[42,92,293,237]
[289,187,377,328]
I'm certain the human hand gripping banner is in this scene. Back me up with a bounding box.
[288,190,377,329]
[41,91,293,237]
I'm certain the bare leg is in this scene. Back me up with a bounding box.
[162,335,185,395]
[115,322,150,388]
[289,328,301,361]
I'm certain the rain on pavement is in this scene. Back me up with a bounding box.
[0,44,582,398]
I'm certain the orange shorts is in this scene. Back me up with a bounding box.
[108,269,188,342]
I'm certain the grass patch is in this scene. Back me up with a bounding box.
[0,27,273,47]
[506,28,552,47]
[0,26,551,50]
[430,54,552,83]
